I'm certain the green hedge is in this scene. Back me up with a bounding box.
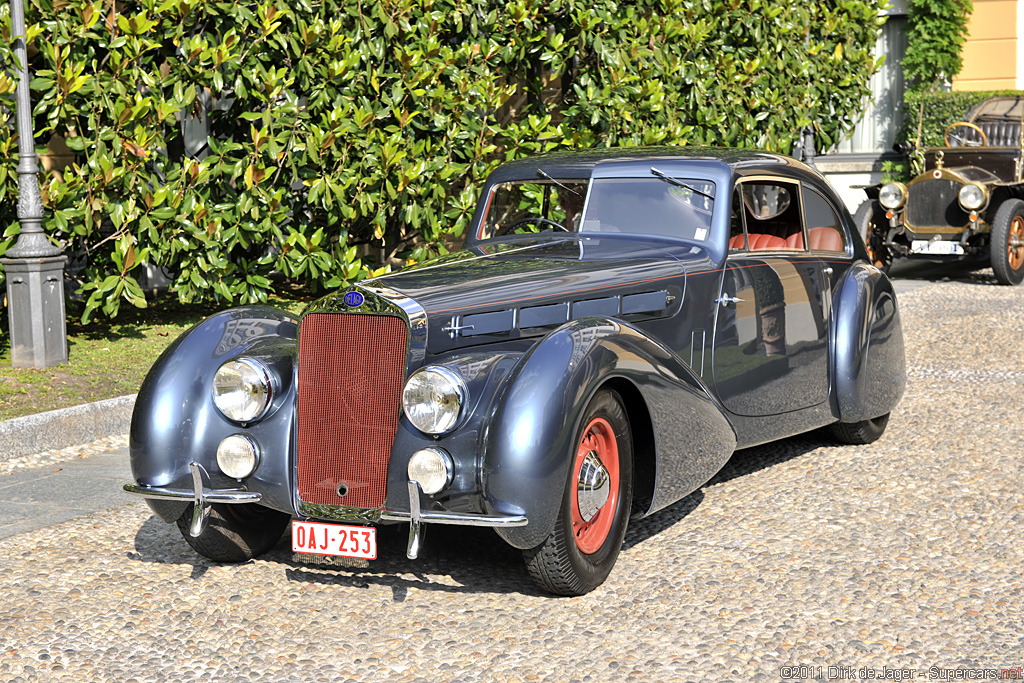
[1,0,884,321]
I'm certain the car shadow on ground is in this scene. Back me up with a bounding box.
[621,429,834,551]
[128,429,838,598]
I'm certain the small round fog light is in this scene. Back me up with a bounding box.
[217,435,260,479]
[408,447,454,495]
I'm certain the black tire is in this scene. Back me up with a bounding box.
[853,199,892,273]
[523,389,633,596]
[829,413,890,445]
[989,199,1024,286]
[176,503,291,562]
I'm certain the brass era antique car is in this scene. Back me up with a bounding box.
[125,148,906,595]
[855,96,1024,285]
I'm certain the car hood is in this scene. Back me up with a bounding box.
[364,235,710,354]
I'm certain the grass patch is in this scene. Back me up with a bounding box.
[0,293,309,422]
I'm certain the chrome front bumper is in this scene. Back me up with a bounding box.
[125,465,528,559]
[123,462,260,538]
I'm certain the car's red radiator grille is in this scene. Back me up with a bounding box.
[297,313,408,509]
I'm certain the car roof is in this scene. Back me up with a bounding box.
[968,96,1024,122]
[485,146,804,182]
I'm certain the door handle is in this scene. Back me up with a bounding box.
[823,267,834,276]
[717,295,745,307]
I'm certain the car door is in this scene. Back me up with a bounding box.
[711,178,831,417]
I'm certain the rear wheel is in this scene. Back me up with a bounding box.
[829,413,890,445]
[854,200,892,272]
[523,389,633,596]
[990,199,1024,286]
[176,503,291,562]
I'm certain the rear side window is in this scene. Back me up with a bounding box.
[801,188,848,254]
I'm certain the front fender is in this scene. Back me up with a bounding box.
[483,318,736,549]
[129,306,298,521]
[833,264,906,422]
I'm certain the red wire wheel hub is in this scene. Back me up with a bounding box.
[571,416,620,554]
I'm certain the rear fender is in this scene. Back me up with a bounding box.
[483,318,736,549]
[832,265,907,422]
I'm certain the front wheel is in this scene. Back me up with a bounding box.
[829,413,890,445]
[990,199,1024,285]
[176,503,291,562]
[854,200,892,272]
[523,389,633,596]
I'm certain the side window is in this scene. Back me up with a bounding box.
[736,180,802,250]
[729,188,746,250]
[802,188,848,254]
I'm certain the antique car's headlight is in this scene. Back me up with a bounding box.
[878,182,907,210]
[402,366,466,435]
[217,435,261,479]
[408,447,454,495]
[958,183,987,211]
[212,357,274,423]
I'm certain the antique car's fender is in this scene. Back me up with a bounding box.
[129,306,298,523]
[832,264,907,423]
[481,317,737,550]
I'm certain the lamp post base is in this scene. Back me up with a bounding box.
[1,255,68,368]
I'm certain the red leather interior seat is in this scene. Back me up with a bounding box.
[746,233,787,250]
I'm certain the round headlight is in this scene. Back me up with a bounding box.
[878,182,907,210]
[213,357,274,423]
[958,183,987,211]
[217,435,260,479]
[408,447,454,495]
[402,366,466,435]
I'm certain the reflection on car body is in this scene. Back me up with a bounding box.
[125,147,906,595]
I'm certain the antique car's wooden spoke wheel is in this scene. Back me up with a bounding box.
[176,503,291,562]
[523,389,633,596]
[990,199,1024,285]
[853,199,892,272]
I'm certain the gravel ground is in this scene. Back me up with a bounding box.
[1,277,1022,683]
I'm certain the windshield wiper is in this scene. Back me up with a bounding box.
[537,169,582,197]
[650,167,715,200]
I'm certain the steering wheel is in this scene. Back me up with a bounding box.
[497,216,570,236]
[944,121,988,147]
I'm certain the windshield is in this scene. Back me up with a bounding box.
[477,180,590,240]
[580,177,715,241]
[478,176,716,242]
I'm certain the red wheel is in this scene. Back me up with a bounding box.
[524,389,633,595]
[571,417,620,554]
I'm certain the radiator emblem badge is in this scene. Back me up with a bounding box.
[343,291,364,307]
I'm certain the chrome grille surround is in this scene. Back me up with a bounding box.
[294,283,426,521]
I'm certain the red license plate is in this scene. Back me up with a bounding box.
[291,520,377,560]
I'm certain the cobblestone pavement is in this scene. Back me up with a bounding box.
[1,275,1022,683]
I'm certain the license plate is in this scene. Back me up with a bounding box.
[292,520,377,560]
[911,239,964,255]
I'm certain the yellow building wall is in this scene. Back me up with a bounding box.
[953,0,1021,90]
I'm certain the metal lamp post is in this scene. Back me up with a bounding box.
[1,0,68,368]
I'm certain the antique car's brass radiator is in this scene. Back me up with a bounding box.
[905,179,969,231]
[297,313,408,509]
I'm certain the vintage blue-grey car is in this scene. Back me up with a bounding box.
[125,148,906,595]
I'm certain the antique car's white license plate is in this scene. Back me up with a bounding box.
[911,239,964,255]
[292,520,377,560]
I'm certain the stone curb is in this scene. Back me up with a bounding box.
[0,394,136,462]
